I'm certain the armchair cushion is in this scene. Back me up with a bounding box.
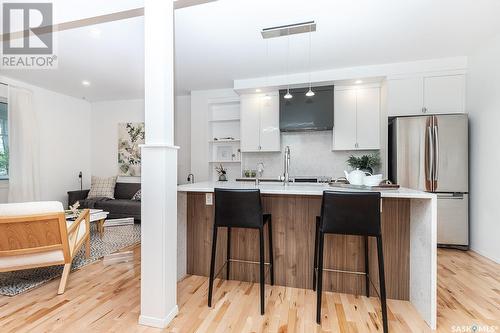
[0,251,65,271]
[0,201,64,216]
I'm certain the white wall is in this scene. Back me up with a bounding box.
[175,95,191,184]
[190,89,239,181]
[91,99,145,183]
[90,96,190,185]
[0,76,92,205]
[467,34,500,263]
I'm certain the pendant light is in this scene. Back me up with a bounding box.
[284,28,293,99]
[305,24,315,97]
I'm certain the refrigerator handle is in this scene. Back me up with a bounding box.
[426,125,434,182]
[433,124,439,182]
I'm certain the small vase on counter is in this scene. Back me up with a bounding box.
[216,163,228,181]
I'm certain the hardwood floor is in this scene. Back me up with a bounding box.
[0,247,498,332]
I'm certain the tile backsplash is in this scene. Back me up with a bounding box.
[242,131,377,179]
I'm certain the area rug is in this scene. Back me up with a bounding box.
[0,224,141,296]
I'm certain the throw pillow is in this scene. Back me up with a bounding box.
[131,189,141,201]
[87,176,117,199]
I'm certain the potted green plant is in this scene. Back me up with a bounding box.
[215,163,227,181]
[346,152,381,174]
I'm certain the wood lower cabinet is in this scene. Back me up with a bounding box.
[186,192,410,301]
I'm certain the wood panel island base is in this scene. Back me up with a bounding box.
[177,182,437,329]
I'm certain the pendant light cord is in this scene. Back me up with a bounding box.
[286,28,290,93]
[308,25,312,89]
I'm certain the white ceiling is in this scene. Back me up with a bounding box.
[2,17,144,101]
[3,0,500,101]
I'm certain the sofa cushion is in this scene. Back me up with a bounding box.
[87,176,117,199]
[77,197,110,209]
[114,182,141,200]
[131,189,141,201]
[94,199,141,216]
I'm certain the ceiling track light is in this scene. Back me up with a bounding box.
[261,21,316,39]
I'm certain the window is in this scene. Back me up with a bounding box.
[0,102,8,179]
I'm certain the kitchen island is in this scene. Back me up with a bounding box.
[177,181,437,329]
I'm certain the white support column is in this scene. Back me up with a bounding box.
[139,0,179,328]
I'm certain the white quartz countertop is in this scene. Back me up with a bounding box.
[177,181,436,199]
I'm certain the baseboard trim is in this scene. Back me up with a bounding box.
[138,305,179,328]
[470,248,500,264]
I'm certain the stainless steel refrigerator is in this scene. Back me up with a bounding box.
[389,114,469,249]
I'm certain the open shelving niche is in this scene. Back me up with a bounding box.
[207,97,242,181]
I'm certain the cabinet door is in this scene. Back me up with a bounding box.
[424,75,465,114]
[259,93,280,151]
[240,94,261,152]
[387,77,424,116]
[356,87,380,149]
[333,89,357,150]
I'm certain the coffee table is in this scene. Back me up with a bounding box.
[89,209,109,238]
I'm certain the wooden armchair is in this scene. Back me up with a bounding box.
[0,201,90,294]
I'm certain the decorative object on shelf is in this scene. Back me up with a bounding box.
[346,152,381,174]
[213,137,235,141]
[216,145,233,161]
[118,122,145,176]
[215,164,227,181]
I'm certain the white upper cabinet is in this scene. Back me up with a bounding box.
[387,74,465,116]
[240,92,280,152]
[240,94,261,151]
[387,77,423,116]
[333,85,380,151]
[259,93,280,151]
[423,75,465,114]
[332,89,357,150]
[356,87,381,149]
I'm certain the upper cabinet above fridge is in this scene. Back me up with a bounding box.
[387,74,466,116]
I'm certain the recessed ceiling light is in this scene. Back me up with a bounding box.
[255,89,262,93]
[82,80,91,87]
[355,80,363,84]
[89,27,101,38]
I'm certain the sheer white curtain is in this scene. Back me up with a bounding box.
[8,86,40,202]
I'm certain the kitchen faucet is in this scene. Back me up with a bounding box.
[187,173,195,184]
[283,146,290,185]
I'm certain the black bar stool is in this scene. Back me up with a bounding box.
[207,188,274,315]
[312,191,388,332]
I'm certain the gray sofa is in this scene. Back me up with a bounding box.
[67,182,141,222]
